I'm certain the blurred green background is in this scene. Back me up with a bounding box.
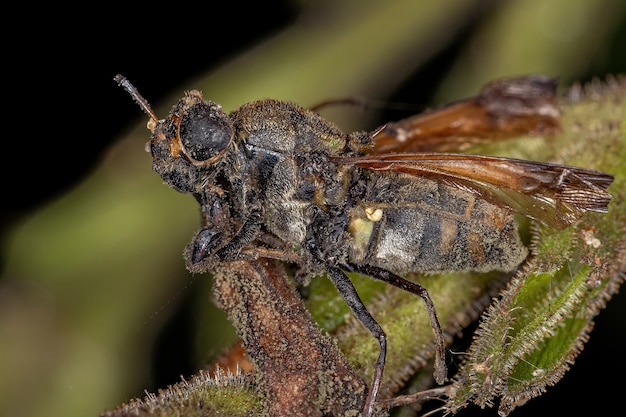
[1,1,624,417]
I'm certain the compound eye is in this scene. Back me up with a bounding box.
[178,102,233,163]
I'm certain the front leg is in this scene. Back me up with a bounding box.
[185,190,263,272]
[214,208,262,260]
[185,208,262,272]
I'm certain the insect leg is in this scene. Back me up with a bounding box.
[189,228,223,264]
[347,263,448,385]
[214,209,262,260]
[326,266,385,417]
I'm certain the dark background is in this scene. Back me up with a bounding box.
[2,2,624,417]
[2,3,301,237]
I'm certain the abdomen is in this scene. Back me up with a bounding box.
[347,172,528,274]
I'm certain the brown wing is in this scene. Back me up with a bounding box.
[332,153,613,230]
[371,75,561,153]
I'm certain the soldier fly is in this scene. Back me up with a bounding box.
[114,74,613,417]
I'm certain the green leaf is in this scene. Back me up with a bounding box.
[442,76,626,416]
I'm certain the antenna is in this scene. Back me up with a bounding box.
[114,74,159,127]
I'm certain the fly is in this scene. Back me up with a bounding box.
[115,74,613,417]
